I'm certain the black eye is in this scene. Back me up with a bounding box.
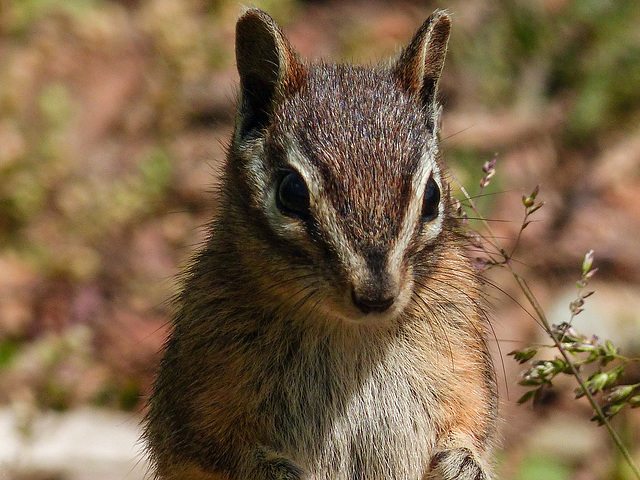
[421,175,440,222]
[276,170,310,219]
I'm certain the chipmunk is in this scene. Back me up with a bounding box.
[144,8,498,480]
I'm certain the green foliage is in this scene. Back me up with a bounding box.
[453,0,640,144]
[0,339,21,369]
[516,455,572,480]
[93,379,143,411]
[138,147,173,199]
[8,0,99,34]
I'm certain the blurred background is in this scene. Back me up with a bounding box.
[0,0,639,479]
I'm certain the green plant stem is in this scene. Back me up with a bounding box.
[456,182,640,480]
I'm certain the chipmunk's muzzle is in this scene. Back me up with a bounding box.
[348,245,404,316]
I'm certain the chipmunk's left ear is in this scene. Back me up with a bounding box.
[235,8,306,140]
[393,10,451,121]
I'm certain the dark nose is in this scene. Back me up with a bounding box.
[351,290,395,314]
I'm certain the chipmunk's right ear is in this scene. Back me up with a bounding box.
[393,10,451,130]
[235,9,306,140]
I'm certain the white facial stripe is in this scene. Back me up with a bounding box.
[242,137,270,205]
[387,148,444,272]
[285,143,362,273]
[241,137,309,238]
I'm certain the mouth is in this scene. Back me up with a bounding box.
[312,285,410,326]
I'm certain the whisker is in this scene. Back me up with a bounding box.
[464,217,516,223]
[417,273,509,396]
[410,288,455,370]
[455,189,520,201]
[440,123,476,141]
[434,267,541,329]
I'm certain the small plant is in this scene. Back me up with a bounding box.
[455,158,640,479]
[511,252,640,424]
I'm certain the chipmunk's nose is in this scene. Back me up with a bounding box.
[348,245,401,315]
[351,289,395,314]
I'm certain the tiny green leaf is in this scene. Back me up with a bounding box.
[603,403,625,419]
[517,389,537,404]
[509,347,539,364]
[527,202,544,215]
[582,249,595,273]
[605,385,635,403]
[587,372,609,393]
[604,365,625,387]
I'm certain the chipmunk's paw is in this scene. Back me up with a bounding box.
[261,457,303,480]
[430,448,489,480]
[248,446,305,480]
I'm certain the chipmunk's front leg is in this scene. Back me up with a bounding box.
[425,447,492,480]
[240,445,306,480]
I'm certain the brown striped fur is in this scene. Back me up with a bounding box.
[144,8,498,480]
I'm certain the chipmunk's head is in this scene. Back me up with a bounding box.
[228,9,452,325]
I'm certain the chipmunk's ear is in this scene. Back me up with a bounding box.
[393,10,451,123]
[235,9,306,139]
